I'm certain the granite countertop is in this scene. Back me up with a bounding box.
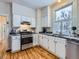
[38,33,79,43]
[10,33,20,36]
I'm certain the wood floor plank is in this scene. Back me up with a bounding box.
[33,47,54,59]
[30,48,43,59]
[37,47,57,58]
[32,47,46,59]
[2,46,59,59]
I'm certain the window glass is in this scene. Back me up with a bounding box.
[53,5,72,35]
[56,5,72,21]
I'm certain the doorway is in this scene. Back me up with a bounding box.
[0,16,8,52]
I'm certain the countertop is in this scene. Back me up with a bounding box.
[38,33,79,43]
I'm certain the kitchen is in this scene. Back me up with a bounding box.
[0,0,79,59]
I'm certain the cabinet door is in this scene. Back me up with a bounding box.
[42,16,48,27]
[42,35,48,49]
[12,36,20,52]
[31,18,36,27]
[55,38,66,59]
[48,36,55,53]
[33,34,38,46]
[41,35,44,47]
[41,6,51,27]
[33,34,36,45]
[39,34,43,46]
[13,15,21,27]
[21,16,31,22]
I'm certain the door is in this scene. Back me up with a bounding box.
[0,16,8,50]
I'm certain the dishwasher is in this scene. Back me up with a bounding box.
[66,39,79,59]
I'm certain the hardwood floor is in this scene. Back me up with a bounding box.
[2,46,59,59]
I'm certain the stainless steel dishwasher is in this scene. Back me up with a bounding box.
[66,39,79,59]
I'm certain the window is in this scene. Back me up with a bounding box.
[53,5,72,35]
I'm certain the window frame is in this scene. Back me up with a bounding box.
[53,4,73,35]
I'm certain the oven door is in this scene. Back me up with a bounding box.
[21,37,33,45]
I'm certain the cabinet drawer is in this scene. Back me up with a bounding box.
[12,36,20,39]
[11,36,20,52]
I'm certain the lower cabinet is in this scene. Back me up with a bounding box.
[48,36,56,53]
[42,35,49,49]
[39,34,43,46]
[33,34,39,46]
[11,36,20,53]
[55,38,66,59]
[33,34,66,59]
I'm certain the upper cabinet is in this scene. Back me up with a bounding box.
[31,18,36,27]
[13,15,21,27]
[41,6,51,27]
[21,16,31,22]
[12,3,36,27]
[21,16,36,27]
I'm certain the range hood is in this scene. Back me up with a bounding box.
[19,21,31,32]
[21,21,31,25]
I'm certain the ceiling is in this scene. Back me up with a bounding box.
[0,0,56,9]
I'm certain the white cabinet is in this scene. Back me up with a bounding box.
[42,35,49,49]
[13,15,36,27]
[21,16,31,22]
[41,6,51,27]
[39,34,49,50]
[55,37,66,59]
[11,35,20,53]
[21,16,36,28]
[39,34,43,46]
[33,34,39,46]
[13,15,21,27]
[39,34,48,49]
[31,18,36,27]
[35,34,66,59]
[48,36,56,53]
[48,36,66,59]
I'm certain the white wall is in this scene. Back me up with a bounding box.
[0,2,12,50]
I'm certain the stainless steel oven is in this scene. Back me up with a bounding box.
[20,32,33,50]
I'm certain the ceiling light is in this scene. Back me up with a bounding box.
[58,0,61,3]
